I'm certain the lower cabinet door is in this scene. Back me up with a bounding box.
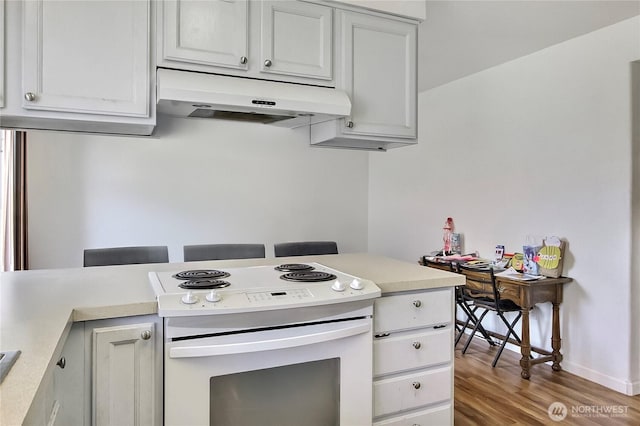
[374,289,453,334]
[92,322,156,426]
[373,366,452,418]
[53,322,86,426]
[374,327,452,376]
[373,403,452,426]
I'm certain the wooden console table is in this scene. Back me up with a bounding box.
[492,275,573,379]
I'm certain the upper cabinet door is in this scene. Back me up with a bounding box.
[340,11,417,138]
[22,0,150,117]
[260,1,332,80]
[163,0,249,70]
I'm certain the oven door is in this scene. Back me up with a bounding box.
[164,317,373,426]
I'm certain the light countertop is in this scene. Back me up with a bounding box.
[0,253,462,425]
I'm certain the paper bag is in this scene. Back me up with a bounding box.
[536,237,565,278]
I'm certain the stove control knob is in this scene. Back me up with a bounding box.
[350,279,365,290]
[206,290,221,303]
[181,291,198,305]
[331,280,346,292]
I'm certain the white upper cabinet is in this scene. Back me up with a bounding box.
[340,10,417,139]
[163,0,249,70]
[310,10,417,150]
[260,0,332,80]
[160,0,334,86]
[22,0,150,117]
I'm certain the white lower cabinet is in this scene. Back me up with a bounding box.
[23,322,86,426]
[90,316,162,426]
[373,288,454,426]
[25,315,162,426]
[52,322,86,426]
[373,403,452,426]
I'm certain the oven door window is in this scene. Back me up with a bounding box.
[210,358,339,426]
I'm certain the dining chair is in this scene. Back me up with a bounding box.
[422,258,495,348]
[183,243,266,262]
[457,263,523,367]
[274,241,338,257]
[83,245,169,267]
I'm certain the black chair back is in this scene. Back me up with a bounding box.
[84,246,169,267]
[457,263,524,367]
[274,241,338,257]
[183,244,266,262]
[457,264,503,306]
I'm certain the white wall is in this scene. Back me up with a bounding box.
[368,16,640,394]
[27,117,369,268]
[631,60,640,394]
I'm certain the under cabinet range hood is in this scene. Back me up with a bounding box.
[156,68,351,129]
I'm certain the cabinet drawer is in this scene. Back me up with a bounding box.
[374,289,453,333]
[374,403,452,426]
[374,328,452,376]
[373,366,452,417]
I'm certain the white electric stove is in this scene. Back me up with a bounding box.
[149,262,381,317]
[149,262,381,426]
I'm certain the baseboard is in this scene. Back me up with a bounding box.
[557,361,637,396]
[460,328,640,396]
[627,379,640,396]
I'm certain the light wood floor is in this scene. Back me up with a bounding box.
[454,336,640,425]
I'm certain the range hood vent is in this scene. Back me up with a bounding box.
[157,68,351,129]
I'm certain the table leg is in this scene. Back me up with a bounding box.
[519,307,531,379]
[551,301,563,371]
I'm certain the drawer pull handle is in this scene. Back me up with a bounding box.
[374,333,390,338]
[497,285,506,293]
[434,324,446,329]
[57,357,66,369]
[412,341,421,349]
[141,330,152,340]
[412,381,421,389]
[412,300,422,308]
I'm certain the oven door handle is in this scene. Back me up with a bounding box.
[169,321,370,358]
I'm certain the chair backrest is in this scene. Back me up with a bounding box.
[423,257,455,272]
[183,243,266,262]
[457,263,501,304]
[274,241,338,257]
[84,245,169,267]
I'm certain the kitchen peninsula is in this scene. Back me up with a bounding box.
[0,253,462,426]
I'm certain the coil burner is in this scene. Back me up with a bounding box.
[274,264,315,272]
[173,269,230,280]
[280,271,337,282]
[178,279,231,290]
